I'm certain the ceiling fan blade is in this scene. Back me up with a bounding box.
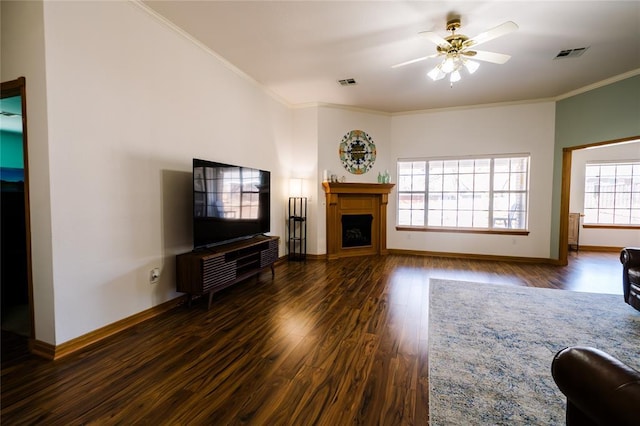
[418,30,450,49]
[463,50,511,64]
[464,21,518,48]
[391,53,440,69]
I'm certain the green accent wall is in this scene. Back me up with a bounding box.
[550,74,640,258]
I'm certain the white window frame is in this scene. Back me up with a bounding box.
[583,160,640,226]
[396,154,530,233]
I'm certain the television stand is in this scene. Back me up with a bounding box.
[176,235,279,309]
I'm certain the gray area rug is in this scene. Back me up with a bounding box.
[428,279,640,425]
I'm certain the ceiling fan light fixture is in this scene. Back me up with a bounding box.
[441,56,456,73]
[393,16,518,87]
[427,65,445,81]
[464,59,480,74]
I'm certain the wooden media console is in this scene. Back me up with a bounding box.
[176,235,279,309]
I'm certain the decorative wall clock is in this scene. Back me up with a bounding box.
[339,130,376,175]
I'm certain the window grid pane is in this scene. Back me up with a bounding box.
[397,161,428,226]
[397,156,529,230]
[583,162,640,225]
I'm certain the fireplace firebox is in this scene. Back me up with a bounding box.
[341,214,373,248]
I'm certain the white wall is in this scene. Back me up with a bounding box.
[290,107,319,254]
[388,102,556,258]
[316,106,392,254]
[34,1,292,344]
[570,141,640,247]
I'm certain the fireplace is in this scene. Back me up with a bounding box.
[342,214,373,248]
[323,182,395,260]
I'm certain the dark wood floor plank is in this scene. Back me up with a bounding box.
[357,349,392,425]
[1,251,623,424]
[339,334,380,417]
[416,338,431,425]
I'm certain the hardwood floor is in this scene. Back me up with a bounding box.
[1,251,623,425]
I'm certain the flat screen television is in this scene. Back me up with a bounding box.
[192,158,271,249]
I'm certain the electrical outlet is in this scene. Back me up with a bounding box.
[150,268,160,283]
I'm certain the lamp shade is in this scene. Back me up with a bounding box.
[464,60,480,74]
[427,65,446,81]
[441,57,456,73]
[289,178,303,197]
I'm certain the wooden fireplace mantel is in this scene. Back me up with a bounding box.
[323,182,395,260]
[322,182,395,196]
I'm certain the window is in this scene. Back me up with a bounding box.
[397,155,530,231]
[583,161,640,225]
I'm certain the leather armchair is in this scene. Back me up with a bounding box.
[620,247,640,311]
[551,346,640,426]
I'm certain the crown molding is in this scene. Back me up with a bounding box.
[391,97,556,117]
[554,68,640,102]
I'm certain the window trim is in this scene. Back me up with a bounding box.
[396,153,531,234]
[582,224,639,230]
[395,225,530,235]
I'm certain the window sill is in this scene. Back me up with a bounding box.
[582,224,640,230]
[395,226,530,236]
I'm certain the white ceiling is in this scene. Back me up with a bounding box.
[143,1,640,113]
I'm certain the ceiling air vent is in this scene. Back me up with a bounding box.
[337,78,357,86]
[554,47,589,59]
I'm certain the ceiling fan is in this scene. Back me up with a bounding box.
[392,16,518,83]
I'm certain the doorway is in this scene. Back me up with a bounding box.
[1,77,34,340]
[558,135,640,265]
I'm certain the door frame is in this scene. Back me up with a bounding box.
[557,135,640,265]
